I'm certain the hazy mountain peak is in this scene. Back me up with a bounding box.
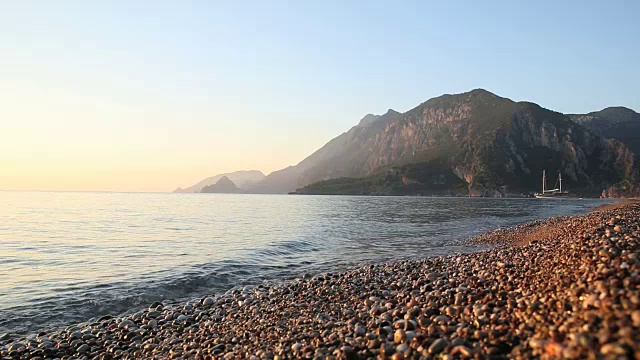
[216,176,234,186]
[200,176,242,193]
[174,170,265,193]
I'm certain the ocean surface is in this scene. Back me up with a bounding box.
[0,192,610,336]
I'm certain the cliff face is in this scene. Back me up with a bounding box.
[254,89,638,196]
[568,107,640,198]
[482,104,637,194]
[601,180,640,199]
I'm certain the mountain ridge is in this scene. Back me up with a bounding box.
[569,106,640,155]
[248,89,638,196]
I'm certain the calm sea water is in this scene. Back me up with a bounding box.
[0,192,609,335]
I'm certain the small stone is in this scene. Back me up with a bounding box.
[70,339,83,348]
[404,320,417,331]
[119,319,136,329]
[429,338,448,354]
[381,342,395,357]
[8,343,25,352]
[452,345,473,357]
[631,310,640,327]
[203,297,215,306]
[417,316,430,328]
[405,331,416,343]
[600,343,626,355]
[529,339,547,349]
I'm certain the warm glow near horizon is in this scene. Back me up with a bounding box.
[1,1,639,192]
[0,76,322,192]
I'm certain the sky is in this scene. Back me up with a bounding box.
[1,0,639,192]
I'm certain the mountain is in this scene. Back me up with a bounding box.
[246,109,402,193]
[250,89,637,196]
[569,107,640,155]
[174,170,265,193]
[200,176,242,193]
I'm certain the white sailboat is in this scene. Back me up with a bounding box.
[534,170,570,198]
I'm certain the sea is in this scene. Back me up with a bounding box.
[0,191,610,336]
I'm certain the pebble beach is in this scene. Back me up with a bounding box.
[2,200,639,360]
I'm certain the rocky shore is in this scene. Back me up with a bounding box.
[2,201,640,359]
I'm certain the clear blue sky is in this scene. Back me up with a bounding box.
[1,0,639,191]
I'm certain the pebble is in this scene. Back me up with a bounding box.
[394,329,406,343]
[118,319,135,329]
[429,338,448,354]
[203,297,215,306]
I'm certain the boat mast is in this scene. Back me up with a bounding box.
[542,170,546,193]
[559,172,562,193]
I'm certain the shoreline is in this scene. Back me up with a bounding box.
[1,200,639,359]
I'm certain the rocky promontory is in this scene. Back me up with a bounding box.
[200,176,243,194]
